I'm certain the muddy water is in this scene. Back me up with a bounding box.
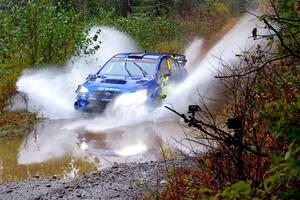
[0,120,96,184]
[0,118,188,184]
[0,133,97,184]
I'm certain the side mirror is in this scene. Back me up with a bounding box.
[86,74,96,80]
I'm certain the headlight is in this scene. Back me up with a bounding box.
[114,89,148,106]
[77,85,89,93]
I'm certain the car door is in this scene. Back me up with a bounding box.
[160,57,182,82]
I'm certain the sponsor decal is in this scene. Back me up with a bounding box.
[105,88,120,91]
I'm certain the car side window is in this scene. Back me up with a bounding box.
[169,58,177,73]
[173,59,188,81]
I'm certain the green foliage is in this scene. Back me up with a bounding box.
[261,3,300,197]
[217,181,252,199]
[86,0,242,48]
[178,0,238,38]
[197,1,231,33]
[151,0,174,16]
[0,0,87,67]
[96,8,182,51]
[0,0,92,111]
[0,67,20,111]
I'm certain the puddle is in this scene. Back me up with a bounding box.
[0,133,97,184]
[0,118,189,184]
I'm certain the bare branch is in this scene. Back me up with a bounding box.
[263,18,300,59]
[215,54,290,78]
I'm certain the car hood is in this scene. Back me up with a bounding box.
[84,75,153,92]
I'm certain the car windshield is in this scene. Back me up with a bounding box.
[98,58,158,77]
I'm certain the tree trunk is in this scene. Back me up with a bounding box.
[119,0,130,17]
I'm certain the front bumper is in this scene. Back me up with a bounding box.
[74,99,110,112]
[74,91,116,112]
[74,89,157,112]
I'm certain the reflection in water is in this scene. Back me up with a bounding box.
[18,120,83,164]
[76,121,162,168]
[0,118,192,183]
[115,143,147,157]
[0,132,97,184]
[63,158,80,179]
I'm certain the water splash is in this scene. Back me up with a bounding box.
[184,38,203,71]
[16,13,265,166]
[165,13,264,112]
[15,26,139,119]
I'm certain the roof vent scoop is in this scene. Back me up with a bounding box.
[128,53,145,59]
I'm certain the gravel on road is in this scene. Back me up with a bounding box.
[0,157,193,200]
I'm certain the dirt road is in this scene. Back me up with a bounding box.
[0,157,192,200]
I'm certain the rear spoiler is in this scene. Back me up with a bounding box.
[171,54,187,67]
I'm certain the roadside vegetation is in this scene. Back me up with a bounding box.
[150,1,300,199]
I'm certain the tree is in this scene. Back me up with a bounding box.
[0,0,88,67]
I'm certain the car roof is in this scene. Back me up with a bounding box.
[114,52,170,60]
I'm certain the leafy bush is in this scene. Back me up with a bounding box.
[0,0,87,67]
[0,0,90,111]
[95,8,182,51]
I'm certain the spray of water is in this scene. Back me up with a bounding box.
[184,38,203,71]
[16,13,264,165]
[165,13,264,112]
[15,26,139,119]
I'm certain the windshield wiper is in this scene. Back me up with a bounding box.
[124,60,132,77]
[133,62,148,77]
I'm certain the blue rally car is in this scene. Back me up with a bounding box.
[74,52,187,112]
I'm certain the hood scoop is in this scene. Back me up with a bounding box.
[102,79,126,85]
[136,79,148,84]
